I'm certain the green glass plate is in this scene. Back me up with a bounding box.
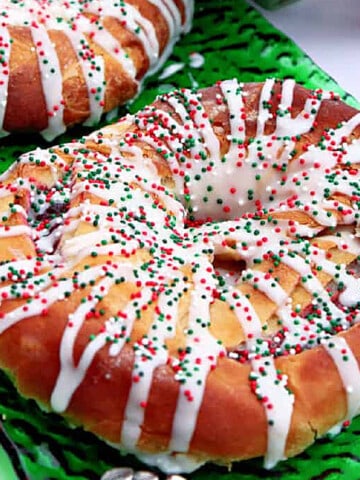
[1,1,360,479]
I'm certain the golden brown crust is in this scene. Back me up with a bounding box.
[0,0,192,137]
[0,79,360,472]
[5,26,49,132]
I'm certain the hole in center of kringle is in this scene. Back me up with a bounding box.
[212,254,246,287]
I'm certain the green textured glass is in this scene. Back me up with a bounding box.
[0,446,18,480]
[253,0,301,10]
[0,1,360,479]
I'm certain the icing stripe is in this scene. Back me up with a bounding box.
[121,278,184,450]
[256,78,275,137]
[31,24,66,140]
[0,26,11,138]
[322,336,360,420]
[169,261,225,453]
[250,352,294,469]
[51,275,115,412]
[66,31,106,126]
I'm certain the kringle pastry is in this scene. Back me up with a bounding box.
[0,78,360,474]
[0,0,193,140]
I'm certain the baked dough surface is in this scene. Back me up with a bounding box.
[0,79,360,473]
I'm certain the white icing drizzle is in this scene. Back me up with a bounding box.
[20,147,67,173]
[220,78,246,147]
[322,336,360,420]
[0,224,32,238]
[0,26,10,138]
[121,276,185,450]
[30,23,66,140]
[0,278,74,334]
[275,78,331,137]
[0,258,45,280]
[242,268,288,306]
[66,31,106,127]
[256,78,275,137]
[223,286,263,337]
[51,274,117,412]
[51,275,114,411]
[170,260,225,453]
[0,266,64,301]
[249,350,294,469]
[0,203,27,219]
[305,246,360,308]
[320,229,360,255]
[332,112,360,140]
[146,0,185,71]
[79,13,137,79]
[101,1,159,69]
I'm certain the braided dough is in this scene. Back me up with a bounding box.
[1,79,360,473]
[0,0,193,140]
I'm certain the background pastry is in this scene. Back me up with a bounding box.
[0,0,193,140]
